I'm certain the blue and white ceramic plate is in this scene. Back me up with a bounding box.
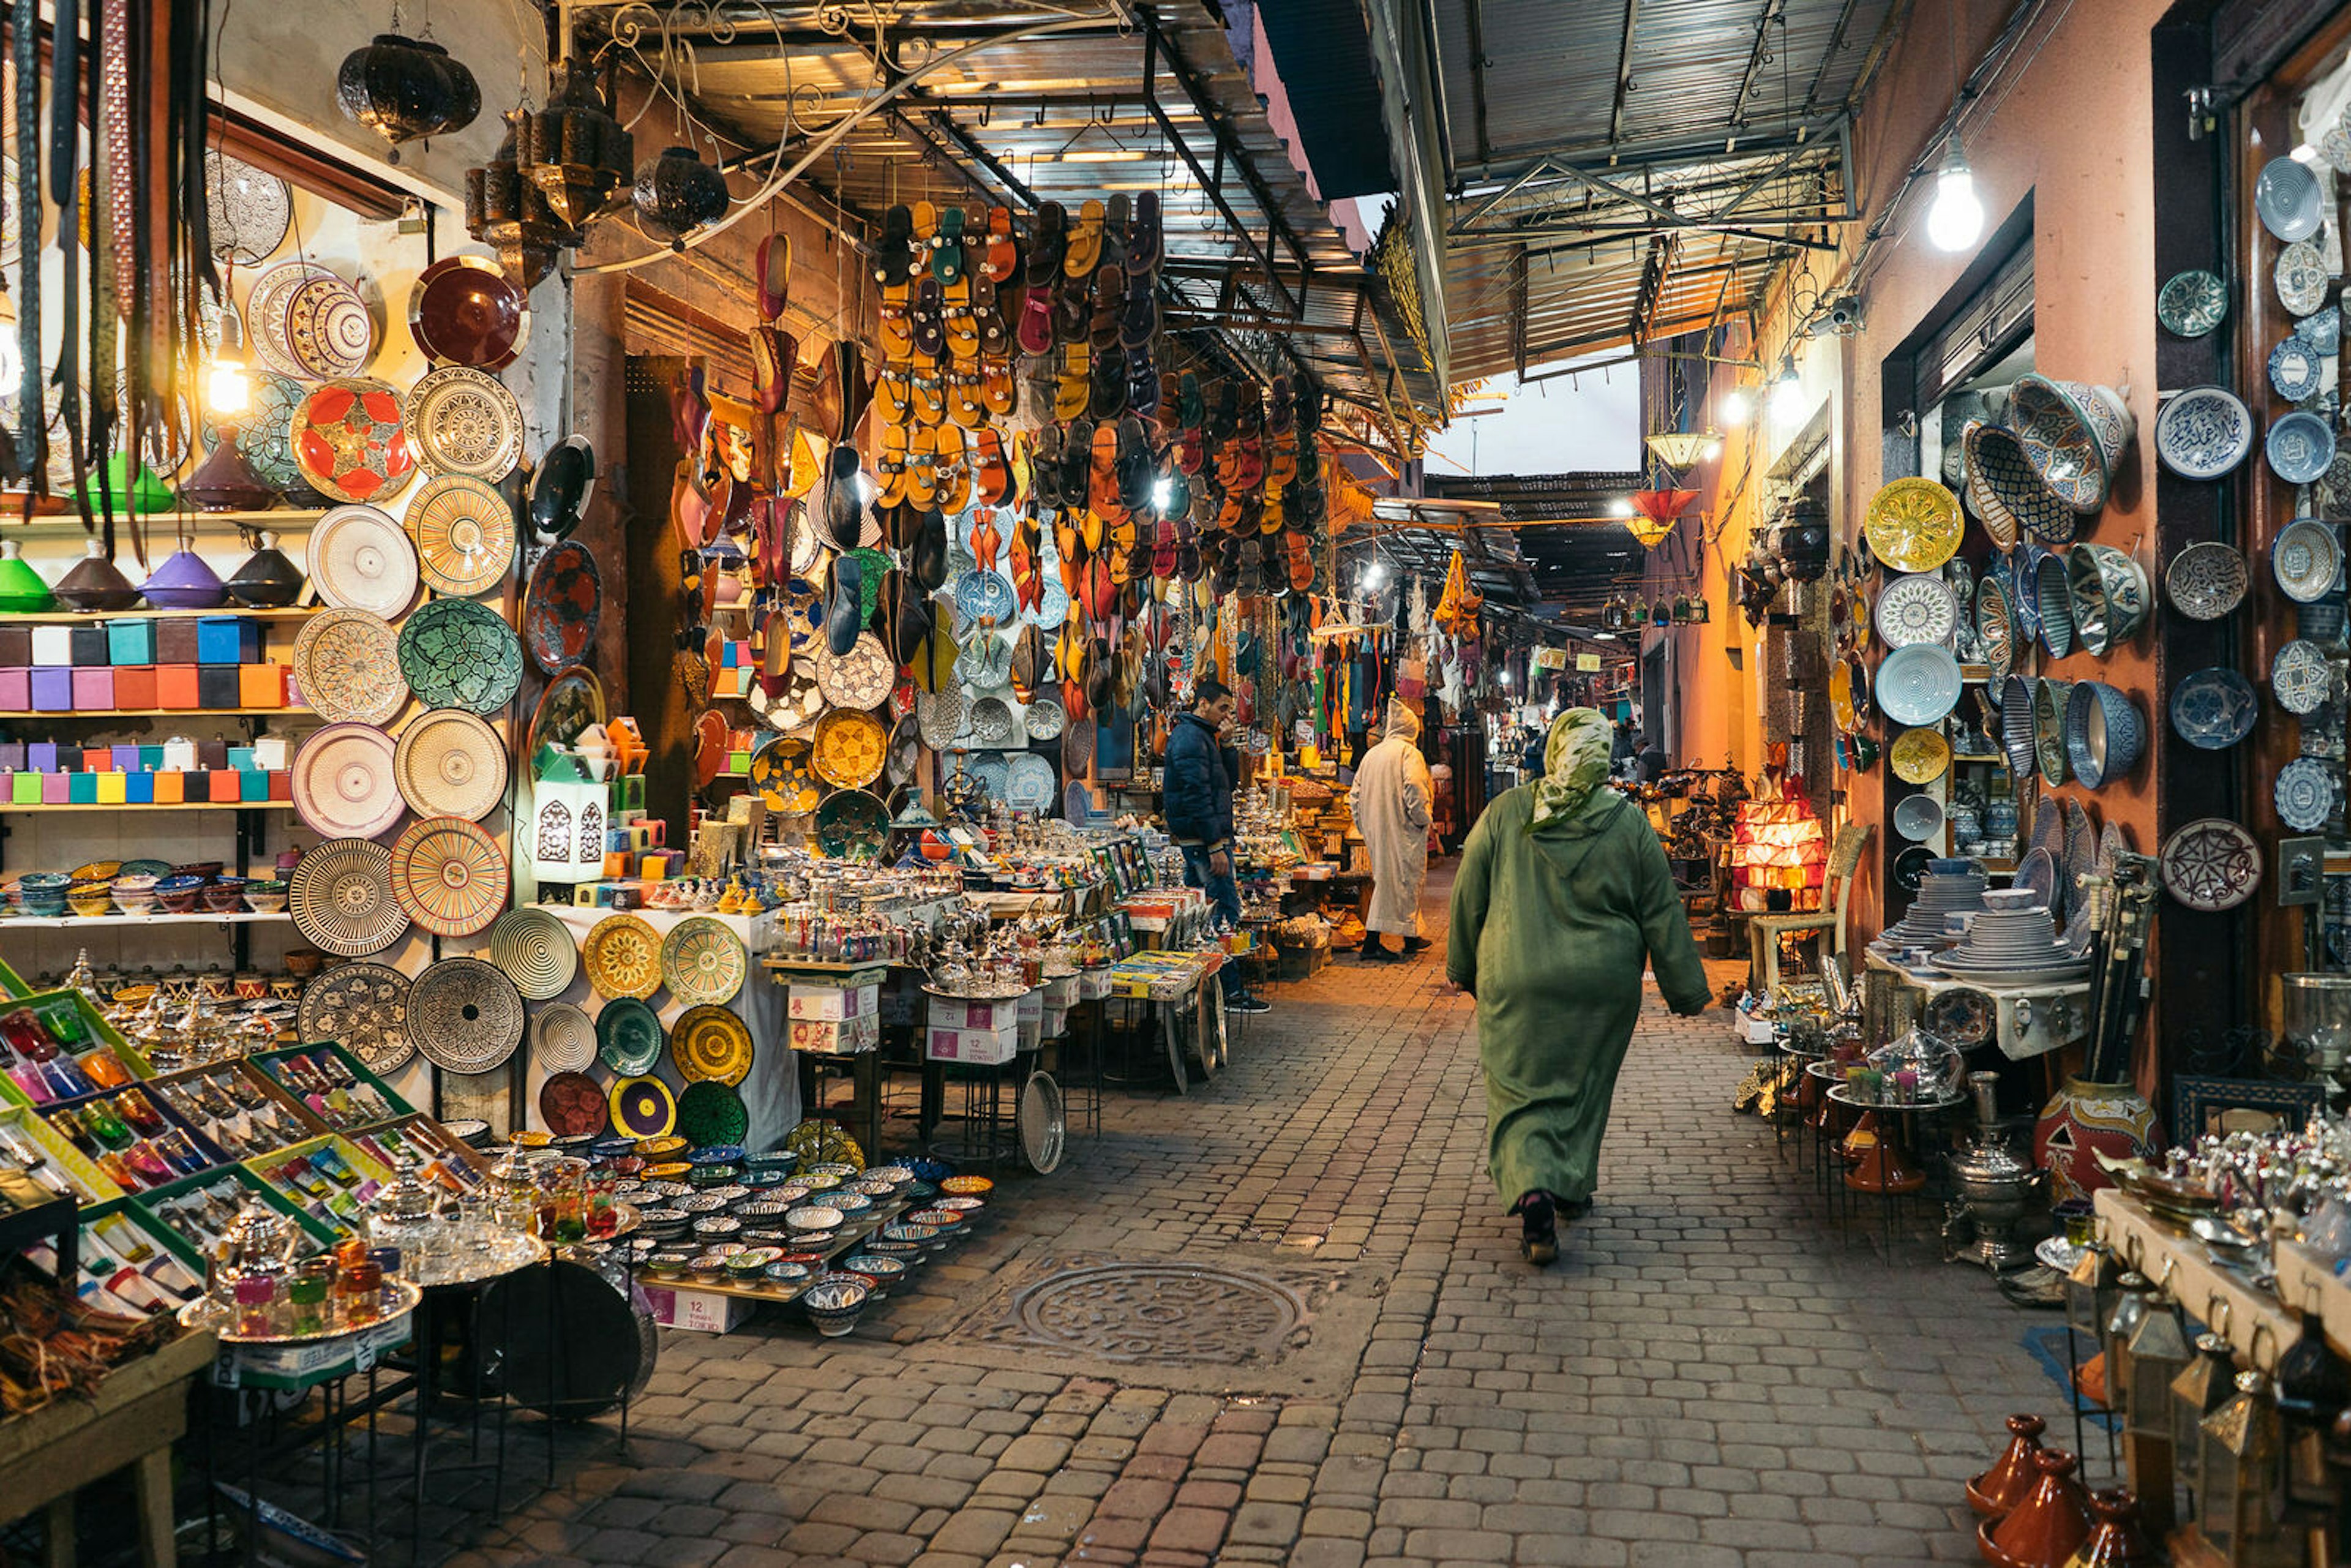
[2279,241,2331,316]
[2276,757,2338,833]
[1875,643,1963,726]
[2271,337,2326,403]
[1005,752,1055,811]
[953,568,1015,626]
[2272,517,2342,602]
[2154,386,2254,479]
[2269,410,2336,484]
[2258,155,2327,241]
[2272,636,2334,715]
[2298,304,2341,353]
[2170,667,2259,749]
[2157,269,2227,337]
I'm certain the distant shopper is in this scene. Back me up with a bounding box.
[1448,708,1709,1266]
[1633,734,1666,785]
[1165,679,1269,1014]
[1520,727,1547,781]
[1610,718,1635,768]
[1351,697,1434,962]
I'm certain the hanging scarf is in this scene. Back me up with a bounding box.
[1528,707,1614,835]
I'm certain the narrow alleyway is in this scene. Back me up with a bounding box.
[448,864,2068,1568]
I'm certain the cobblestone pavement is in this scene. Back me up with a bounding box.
[439,865,2069,1568]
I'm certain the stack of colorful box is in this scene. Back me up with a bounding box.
[1,736,292,806]
[0,615,291,715]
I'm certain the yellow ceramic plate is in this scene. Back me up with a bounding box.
[670,1003,755,1086]
[1829,655,1865,733]
[1862,477,1963,573]
[812,708,888,790]
[582,912,662,1000]
[1889,727,1952,784]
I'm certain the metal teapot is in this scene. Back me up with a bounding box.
[208,1198,299,1305]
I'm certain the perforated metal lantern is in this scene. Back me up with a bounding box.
[2172,1331,2241,1497]
[2064,1242,2123,1340]
[2102,1272,2155,1424]
[2124,1282,2194,1440]
[2196,1370,2287,1566]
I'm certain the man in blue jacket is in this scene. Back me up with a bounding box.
[1164,678,1269,1013]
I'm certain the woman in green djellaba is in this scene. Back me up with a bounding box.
[1448,707,1710,1265]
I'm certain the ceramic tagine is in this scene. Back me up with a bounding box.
[140,540,228,610]
[0,536,53,612]
[1979,1447,2092,1567]
[178,430,277,513]
[2034,1077,2158,1204]
[51,537,141,610]
[225,530,305,608]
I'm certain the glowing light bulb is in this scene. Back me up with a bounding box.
[206,358,250,418]
[1608,497,1635,519]
[1151,476,1173,510]
[1926,137,1984,252]
[1769,356,1805,422]
[1719,388,1753,424]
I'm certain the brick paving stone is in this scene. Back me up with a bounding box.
[389,866,2074,1568]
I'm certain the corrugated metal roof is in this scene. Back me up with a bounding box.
[586,0,1439,441]
[1256,0,1397,200]
[1423,0,1903,380]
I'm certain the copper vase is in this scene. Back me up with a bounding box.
[1968,1413,2047,1517]
[1978,1448,2091,1568]
[2062,1488,2153,1567]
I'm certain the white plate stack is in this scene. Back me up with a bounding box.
[1871,859,1990,953]
[1930,888,2091,983]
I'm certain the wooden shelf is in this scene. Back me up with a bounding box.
[0,801,295,814]
[4,509,324,538]
[0,607,320,623]
[1,910,294,929]
[0,707,316,719]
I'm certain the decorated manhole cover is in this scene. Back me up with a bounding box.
[1008,1262,1306,1365]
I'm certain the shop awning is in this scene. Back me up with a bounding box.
[1393,0,1905,381]
[575,0,1441,456]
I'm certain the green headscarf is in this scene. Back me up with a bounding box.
[1529,708,1615,833]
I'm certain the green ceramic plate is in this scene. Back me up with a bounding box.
[677,1080,749,1149]
[595,995,665,1076]
[397,596,524,714]
[815,789,888,861]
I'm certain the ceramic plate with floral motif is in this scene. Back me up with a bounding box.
[292,378,414,503]
[397,598,524,715]
[523,542,602,673]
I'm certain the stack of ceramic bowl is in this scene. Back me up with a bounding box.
[1930,888,2091,983]
[1873,860,1992,954]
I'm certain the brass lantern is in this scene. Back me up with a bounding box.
[2172,1327,2241,1498]
[2103,1273,2155,1425]
[2064,1241,2123,1343]
[2124,1274,2194,1440]
[2197,1370,2288,1566]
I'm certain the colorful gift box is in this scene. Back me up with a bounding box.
[0,667,26,711]
[0,626,29,664]
[238,663,287,708]
[156,666,201,710]
[29,626,71,665]
[40,773,67,804]
[29,667,72,711]
[67,626,107,665]
[108,745,140,771]
[26,743,56,772]
[239,769,269,802]
[155,622,201,665]
[267,770,291,801]
[67,772,97,804]
[124,772,152,803]
[207,770,241,803]
[78,748,108,773]
[95,771,126,805]
[195,740,228,770]
[111,666,157,710]
[107,620,156,665]
[196,617,261,665]
[151,772,184,805]
[10,771,39,804]
[196,666,241,709]
[69,667,113,710]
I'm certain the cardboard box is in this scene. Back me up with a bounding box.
[1042,975,1078,1007]
[95,771,126,805]
[67,771,97,803]
[80,748,108,772]
[69,667,113,710]
[197,617,261,664]
[928,995,1019,1032]
[1079,970,1112,1001]
[0,626,28,664]
[789,982,879,1021]
[238,663,287,708]
[267,770,291,801]
[156,664,201,709]
[208,770,241,803]
[29,625,71,665]
[789,1014,880,1054]
[642,1284,757,1334]
[105,621,153,664]
[925,1020,1021,1066]
[125,772,152,803]
[9,771,37,804]
[40,772,67,804]
[151,772,184,805]
[111,665,156,710]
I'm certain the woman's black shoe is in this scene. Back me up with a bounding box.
[1515,1192,1557,1267]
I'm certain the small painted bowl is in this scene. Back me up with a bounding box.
[2064,680,2145,790]
[242,879,289,913]
[202,876,249,913]
[726,1247,783,1277]
[152,874,207,913]
[689,1252,733,1280]
[839,1253,909,1298]
[801,1275,871,1337]
[787,1205,844,1232]
[2064,543,2149,656]
[880,1222,938,1247]
[643,1251,694,1279]
[828,1191,874,1217]
[939,1175,996,1198]
[806,1163,859,1180]
[863,1239,926,1266]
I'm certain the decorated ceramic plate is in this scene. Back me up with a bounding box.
[392,707,508,822]
[410,255,530,371]
[206,151,292,266]
[408,365,524,481]
[1005,752,1056,810]
[2278,757,2340,833]
[2273,517,2343,602]
[289,838,408,958]
[596,997,666,1076]
[1889,727,1951,784]
[293,610,409,727]
[539,1071,611,1138]
[2154,386,2254,480]
[2273,336,2326,403]
[408,958,526,1074]
[2271,637,2333,714]
[609,1075,677,1140]
[662,916,750,1007]
[489,906,578,1000]
[2156,268,2227,336]
[291,722,405,841]
[782,1118,864,1172]
[971,752,1012,802]
[812,708,888,789]
[1861,478,1962,574]
[295,961,412,1073]
[2164,541,2248,620]
[407,474,517,598]
[528,666,606,754]
[670,1004,755,1086]
[676,1081,749,1149]
[1873,643,1962,726]
[2268,410,2336,483]
[884,714,921,787]
[2161,819,2262,911]
[1022,696,1066,740]
[1978,574,2017,689]
[1873,573,1960,648]
[2279,241,2330,315]
[533,1002,598,1074]
[398,598,525,714]
[2170,667,2259,748]
[2300,305,2342,354]
[583,912,663,1000]
[814,632,896,711]
[522,542,602,673]
[307,504,419,617]
[967,695,1017,747]
[1828,653,1866,732]
[749,735,822,814]
[814,789,888,860]
[954,568,1016,626]
[915,687,966,750]
[284,273,376,380]
[2257,154,2326,241]
[292,378,414,505]
[390,816,510,937]
[247,260,339,379]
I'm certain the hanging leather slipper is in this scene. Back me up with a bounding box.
[912,508,950,592]
[874,204,914,287]
[875,424,910,509]
[912,277,947,361]
[973,428,1011,508]
[1033,426,1065,510]
[906,426,939,509]
[822,443,866,542]
[1128,355,1161,419]
[1054,345,1092,422]
[910,369,945,428]
[752,322,796,416]
[882,569,931,667]
[759,231,792,321]
[876,369,912,426]
[1116,416,1153,512]
[981,357,1018,418]
[1127,192,1161,276]
[1027,201,1067,285]
[1064,421,1096,504]
[1065,198,1104,277]
[1090,264,1123,350]
[945,277,980,363]
[1010,621,1046,699]
[1054,271,1090,346]
[1016,280,1056,357]
[826,553,864,656]
[1120,272,1158,351]
[912,608,958,693]
[1090,342,1129,421]
[970,506,1003,575]
[935,424,972,512]
[879,284,915,362]
[986,204,1019,282]
[948,369,986,430]
[1101,195,1129,275]
[932,206,966,283]
[973,268,1008,357]
[1010,512,1041,608]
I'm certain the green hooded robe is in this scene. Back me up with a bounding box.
[1447,782,1711,1207]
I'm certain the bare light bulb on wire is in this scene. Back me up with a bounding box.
[1926,137,1984,252]
[1768,355,1805,422]
[1719,387,1753,424]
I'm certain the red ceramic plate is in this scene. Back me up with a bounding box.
[293,378,415,505]
[410,256,529,371]
[539,1070,612,1138]
[522,541,602,674]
